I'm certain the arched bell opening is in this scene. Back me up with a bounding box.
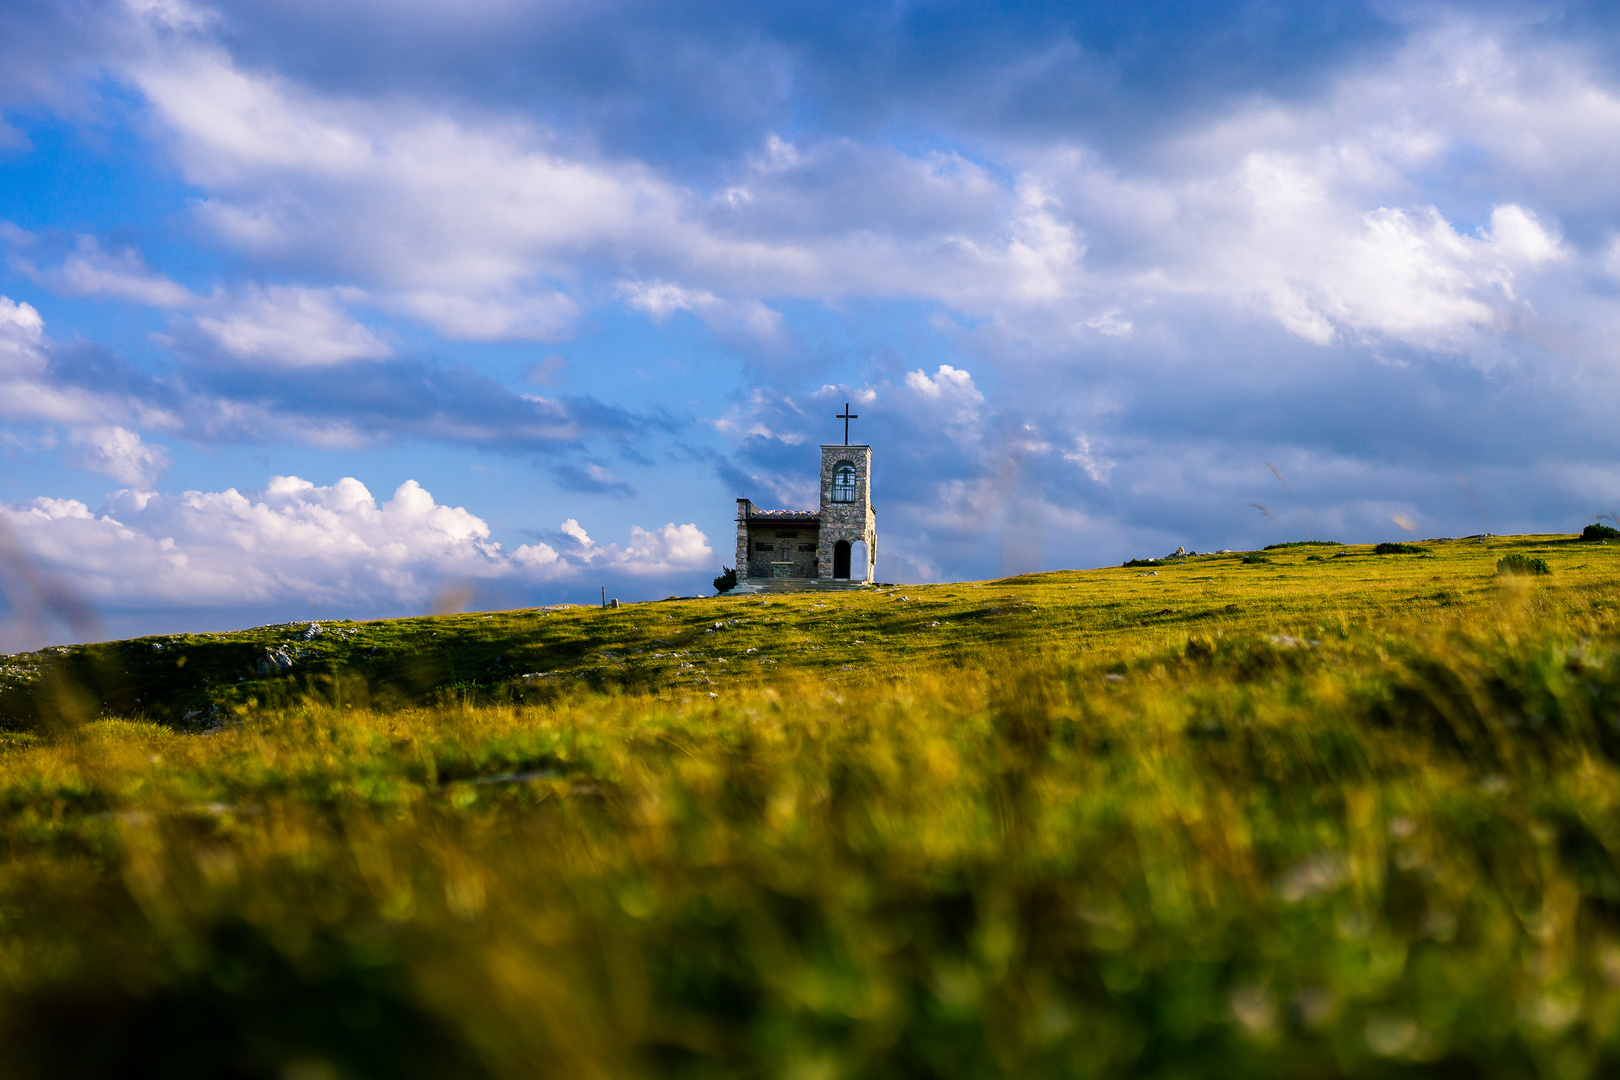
[833,540,851,579]
[831,462,858,503]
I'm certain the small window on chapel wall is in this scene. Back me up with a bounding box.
[832,462,858,503]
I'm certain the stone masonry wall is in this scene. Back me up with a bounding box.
[747,527,821,578]
[734,499,754,581]
[735,500,823,583]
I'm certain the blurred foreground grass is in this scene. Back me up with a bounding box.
[2,537,1620,1076]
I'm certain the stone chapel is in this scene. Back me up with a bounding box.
[729,408,877,592]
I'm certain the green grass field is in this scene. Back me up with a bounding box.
[1,534,1619,1078]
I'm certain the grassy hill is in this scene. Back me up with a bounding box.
[0,533,1618,1077]
[0,533,1599,728]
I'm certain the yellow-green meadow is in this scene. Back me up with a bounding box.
[1,534,1618,1078]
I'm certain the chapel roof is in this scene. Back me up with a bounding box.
[738,507,820,523]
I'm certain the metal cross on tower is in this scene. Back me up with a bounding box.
[836,402,859,444]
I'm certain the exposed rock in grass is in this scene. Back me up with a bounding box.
[254,647,297,675]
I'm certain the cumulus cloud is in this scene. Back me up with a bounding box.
[524,517,712,577]
[0,295,44,366]
[5,475,714,617]
[7,477,503,611]
[1237,200,1564,349]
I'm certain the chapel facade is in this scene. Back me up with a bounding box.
[732,441,876,590]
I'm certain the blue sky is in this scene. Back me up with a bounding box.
[2,0,1620,642]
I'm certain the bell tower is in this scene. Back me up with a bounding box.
[816,442,876,582]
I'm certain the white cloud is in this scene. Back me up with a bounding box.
[0,289,619,480]
[4,475,714,613]
[758,133,801,173]
[121,31,681,343]
[580,463,623,488]
[538,517,713,577]
[0,295,176,429]
[712,389,807,444]
[620,279,783,342]
[1603,237,1620,282]
[899,365,985,440]
[135,46,374,180]
[1010,144,1573,357]
[0,294,44,357]
[80,5,1600,370]
[4,233,399,369]
[9,6,1608,374]
[96,17,1094,338]
[947,181,1083,305]
[7,476,504,609]
[188,285,392,367]
[904,364,981,401]
[20,235,195,307]
[1084,310,1133,337]
[392,288,579,342]
[622,522,712,574]
[1243,200,1561,348]
[1000,21,1604,358]
[1063,434,1115,484]
[621,281,698,321]
[557,517,592,548]
[123,0,214,33]
[66,426,171,487]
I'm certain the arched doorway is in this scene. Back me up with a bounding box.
[850,540,868,581]
[833,540,851,579]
